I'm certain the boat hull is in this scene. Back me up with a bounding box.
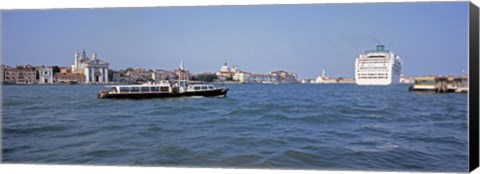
[98,88,229,99]
[408,86,436,93]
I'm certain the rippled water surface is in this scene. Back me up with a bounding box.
[2,84,468,171]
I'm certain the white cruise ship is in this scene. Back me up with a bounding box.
[355,45,402,85]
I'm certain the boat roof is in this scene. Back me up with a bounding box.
[105,81,216,88]
[414,77,435,81]
[105,84,170,88]
[190,83,215,86]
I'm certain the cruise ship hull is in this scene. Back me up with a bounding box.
[355,79,394,85]
[355,74,400,85]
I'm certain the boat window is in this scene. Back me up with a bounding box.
[208,86,214,89]
[416,80,435,85]
[151,87,160,92]
[201,86,208,90]
[120,87,129,93]
[141,87,150,92]
[160,87,169,92]
[194,86,201,90]
[131,87,140,92]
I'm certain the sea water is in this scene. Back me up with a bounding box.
[1,84,468,171]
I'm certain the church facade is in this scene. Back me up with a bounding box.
[72,50,109,84]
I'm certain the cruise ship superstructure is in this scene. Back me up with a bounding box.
[355,45,402,85]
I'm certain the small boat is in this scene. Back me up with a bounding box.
[97,80,229,99]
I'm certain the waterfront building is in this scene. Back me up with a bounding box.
[216,61,238,80]
[248,74,279,84]
[336,77,356,84]
[71,50,109,84]
[174,69,192,81]
[400,74,415,84]
[72,50,89,73]
[112,72,131,84]
[231,66,240,73]
[152,69,177,82]
[315,68,337,84]
[112,72,126,84]
[38,66,54,84]
[1,65,10,84]
[85,52,109,84]
[219,61,230,73]
[270,70,298,83]
[126,68,154,83]
[2,65,38,84]
[216,61,253,82]
[355,45,402,85]
[174,61,192,81]
[243,70,297,84]
[112,63,188,84]
[54,72,86,84]
[301,79,317,84]
[54,68,85,84]
[233,71,250,83]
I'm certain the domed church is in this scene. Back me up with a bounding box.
[71,50,109,84]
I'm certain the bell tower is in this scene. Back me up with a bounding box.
[179,60,184,71]
[73,50,80,71]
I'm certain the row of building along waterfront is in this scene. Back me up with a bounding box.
[112,62,192,84]
[2,50,110,84]
[216,61,298,84]
[1,50,299,85]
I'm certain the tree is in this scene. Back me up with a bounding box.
[52,66,60,74]
[195,74,218,82]
[123,67,134,74]
[108,69,116,81]
[226,75,233,81]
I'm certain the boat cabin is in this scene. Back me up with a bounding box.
[187,84,217,92]
[107,84,172,94]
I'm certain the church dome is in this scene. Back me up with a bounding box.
[220,61,230,72]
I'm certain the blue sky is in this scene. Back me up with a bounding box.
[2,2,469,79]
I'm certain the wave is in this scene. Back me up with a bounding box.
[83,149,131,158]
[1,84,469,171]
[4,125,68,134]
[220,154,264,166]
[226,108,272,117]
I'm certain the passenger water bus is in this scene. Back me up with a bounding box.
[408,76,468,93]
[97,80,229,99]
[355,45,403,85]
[408,77,438,92]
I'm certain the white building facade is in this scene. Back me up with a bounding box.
[233,71,250,83]
[216,61,239,80]
[85,53,109,83]
[39,67,54,84]
[72,50,109,84]
[248,74,279,84]
[315,68,336,84]
[152,69,177,82]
